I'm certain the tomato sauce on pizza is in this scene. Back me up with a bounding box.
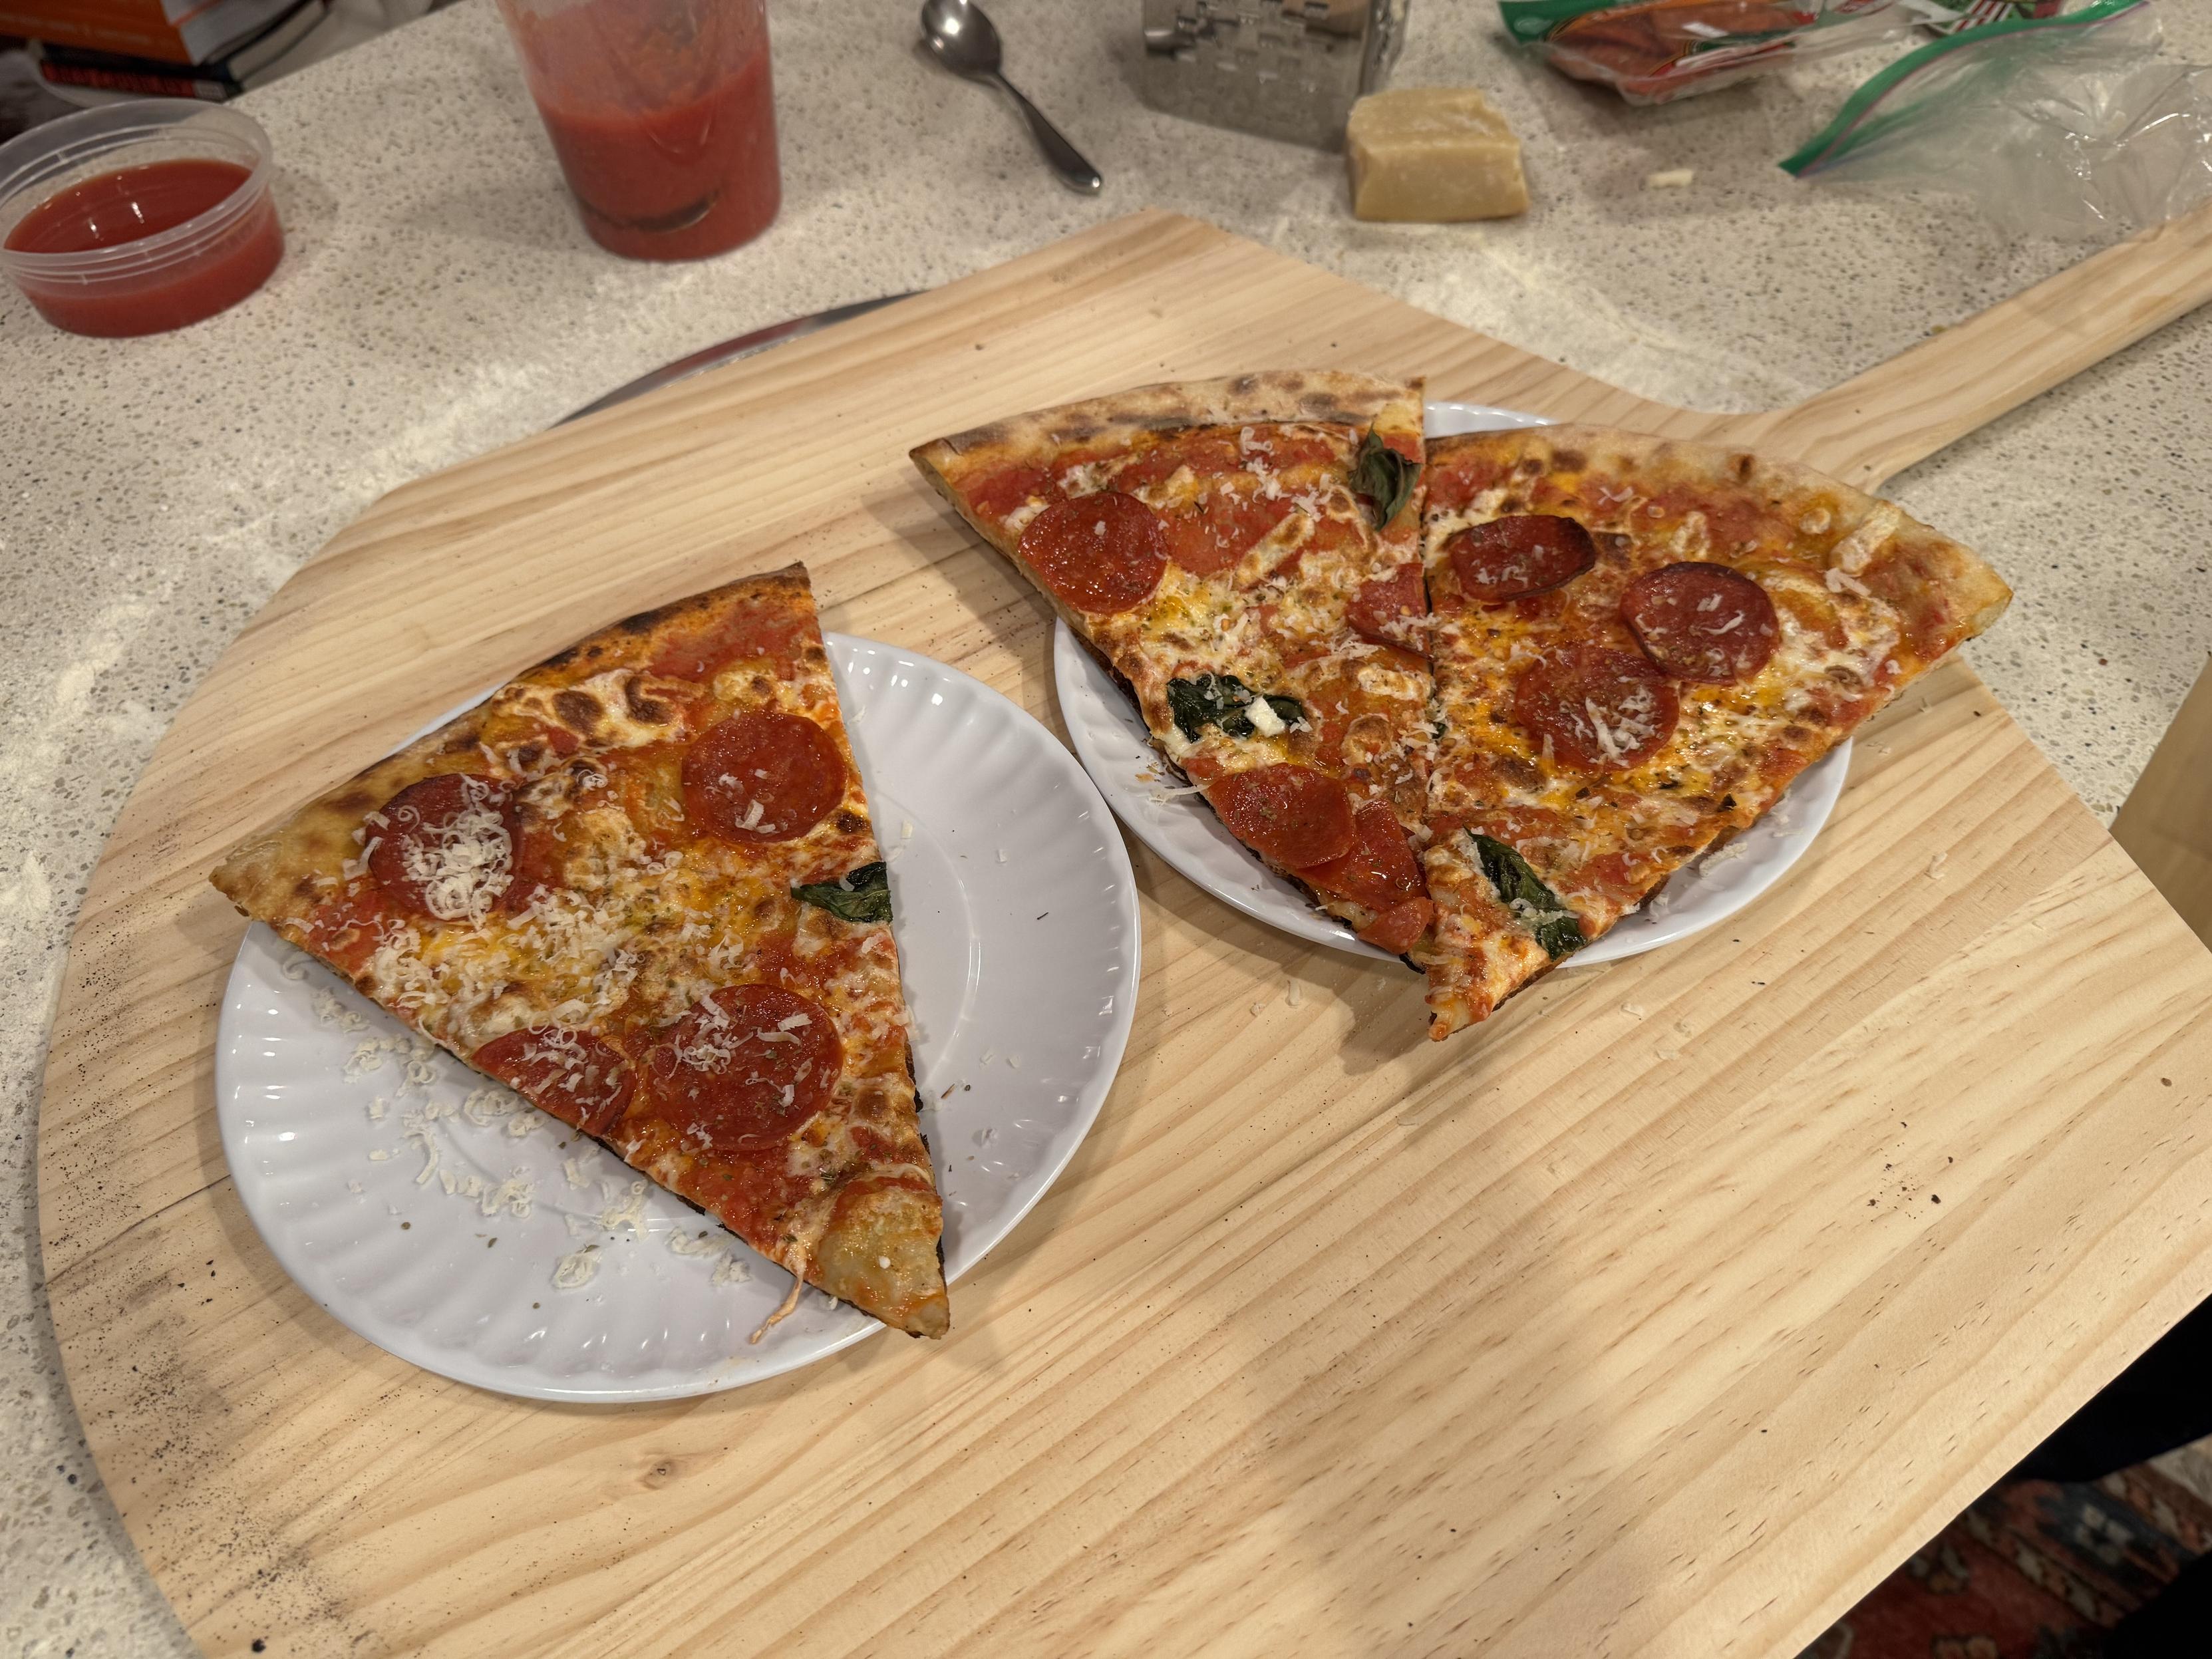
[212,565,951,1337]
[913,371,1439,956]
[1415,426,2010,1038]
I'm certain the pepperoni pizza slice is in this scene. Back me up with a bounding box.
[1416,426,2011,1038]
[911,371,1439,955]
[211,565,951,1337]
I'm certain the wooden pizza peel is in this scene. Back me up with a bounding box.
[37,206,2212,1658]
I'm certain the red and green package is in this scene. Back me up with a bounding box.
[1498,0,1920,104]
[1922,1,2065,33]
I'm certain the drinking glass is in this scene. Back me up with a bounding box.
[496,0,780,261]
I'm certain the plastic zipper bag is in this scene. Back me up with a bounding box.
[1921,1,2066,34]
[1783,0,2212,237]
[1498,0,1925,106]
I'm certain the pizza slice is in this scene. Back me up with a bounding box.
[1416,426,2011,1038]
[211,564,951,1337]
[911,371,1439,955]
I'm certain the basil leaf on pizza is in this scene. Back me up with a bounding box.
[1167,674,1304,743]
[1471,833,1585,961]
[1352,426,1419,528]
[792,861,892,924]
[911,371,1440,963]
[1414,425,2010,1041]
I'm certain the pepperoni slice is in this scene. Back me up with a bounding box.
[1511,646,1680,772]
[1358,897,1436,956]
[1018,492,1168,615]
[502,814,568,915]
[1621,561,1780,682]
[367,772,514,921]
[1446,515,1597,603]
[1112,432,1243,491]
[1347,562,1428,648]
[1297,800,1426,913]
[642,985,842,1155]
[967,464,1056,526]
[474,1026,635,1137]
[683,710,844,844]
[1207,764,1356,869]
[1162,490,1296,576]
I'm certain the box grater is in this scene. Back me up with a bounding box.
[1139,0,1410,151]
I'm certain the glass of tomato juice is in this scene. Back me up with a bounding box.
[496,0,780,262]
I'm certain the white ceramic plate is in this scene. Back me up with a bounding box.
[217,635,1140,1402]
[1054,400,1850,965]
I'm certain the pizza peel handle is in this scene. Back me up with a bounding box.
[1702,197,2212,491]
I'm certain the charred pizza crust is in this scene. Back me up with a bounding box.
[917,369,1422,466]
[212,565,951,1337]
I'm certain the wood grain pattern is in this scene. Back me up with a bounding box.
[38,210,2212,1659]
[1718,199,2212,488]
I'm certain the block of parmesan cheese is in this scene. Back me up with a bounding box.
[1345,88,1529,223]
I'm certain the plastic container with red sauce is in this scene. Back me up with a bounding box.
[0,100,283,338]
[496,0,780,262]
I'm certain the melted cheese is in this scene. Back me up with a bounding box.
[295,615,937,1325]
[1422,458,1915,980]
[498,668,681,751]
[988,423,1435,837]
[1830,504,1901,575]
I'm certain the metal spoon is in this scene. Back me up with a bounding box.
[920,0,1103,196]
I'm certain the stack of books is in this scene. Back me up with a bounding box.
[1,0,332,101]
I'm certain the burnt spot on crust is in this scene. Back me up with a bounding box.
[553,688,603,732]
[834,810,869,835]
[331,788,377,815]
[510,740,549,774]
[1516,456,1545,478]
[290,873,321,901]
[622,677,670,725]
[928,374,1408,458]
[1733,453,1758,482]
[1549,449,1586,474]
[613,593,712,639]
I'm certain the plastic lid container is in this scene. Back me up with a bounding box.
[0,99,283,338]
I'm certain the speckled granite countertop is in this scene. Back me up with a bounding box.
[7,1,2212,1651]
